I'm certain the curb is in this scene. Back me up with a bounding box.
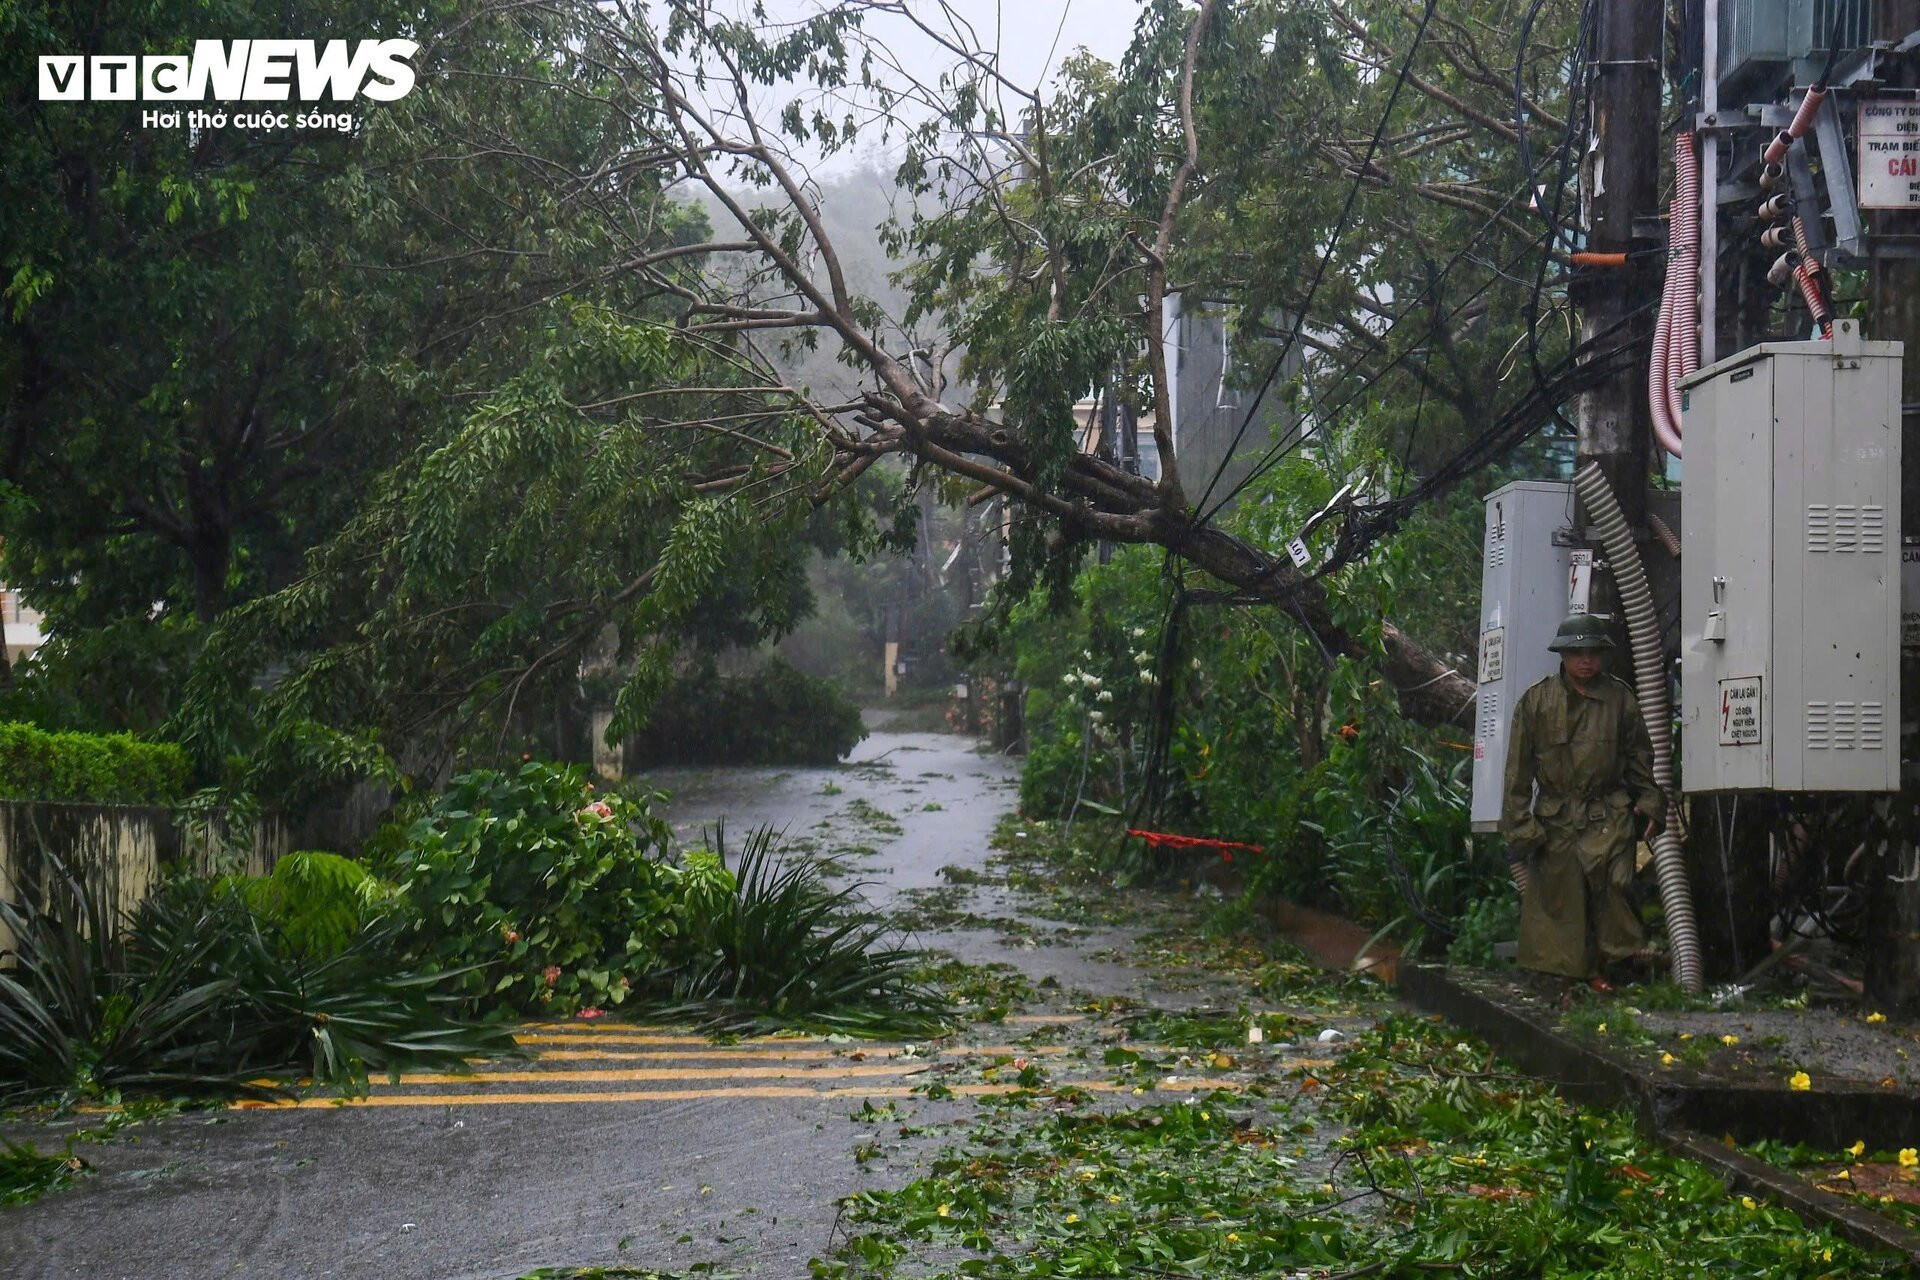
[1397,964,1920,1264]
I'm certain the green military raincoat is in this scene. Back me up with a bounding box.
[1499,670,1665,979]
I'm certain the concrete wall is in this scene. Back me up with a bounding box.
[0,802,288,951]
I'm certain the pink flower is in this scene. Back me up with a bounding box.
[578,1007,606,1020]
[543,965,562,987]
[502,927,521,945]
[578,801,614,822]
[1012,1057,1030,1070]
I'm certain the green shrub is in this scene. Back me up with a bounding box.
[219,851,401,960]
[383,761,948,1030]
[0,721,189,804]
[384,761,692,1014]
[626,658,866,766]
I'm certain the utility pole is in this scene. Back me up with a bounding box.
[1865,0,1920,1010]
[1570,0,1660,531]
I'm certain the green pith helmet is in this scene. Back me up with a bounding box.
[1547,611,1614,653]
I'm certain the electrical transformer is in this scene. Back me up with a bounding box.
[1678,320,1902,793]
[1470,481,1574,832]
[1718,0,1869,97]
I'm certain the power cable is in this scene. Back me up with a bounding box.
[1185,0,1442,528]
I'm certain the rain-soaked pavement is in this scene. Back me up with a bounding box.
[0,717,1286,1280]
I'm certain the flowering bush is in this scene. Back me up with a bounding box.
[385,760,718,1013]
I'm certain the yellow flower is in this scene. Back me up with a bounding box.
[1849,1140,1866,1158]
[1900,1148,1918,1168]
[1790,1071,1812,1091]
[1226,1233,1240,1242]
[1679,1032,1693,1041]
[1823,1248,1833,1262]
[1064,1213,1080,1224]
[1740,1195,1758,1210]
[1868,1012,1888,1024]
[1106,1194,1121,1203]
[1596,1023,1608,1034]
[1835,1169,1851,1180]
[937,1204,951,1218]
[1200,1111,1210,1120]
[1660,1052,1676,1067]
[1721,1034,1740,1046]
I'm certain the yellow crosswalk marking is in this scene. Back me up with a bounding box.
[395,1064,936,1085]
[220,1017,1274,1110]
[529,1044,1070,1062]
[243,1079,1199,1109]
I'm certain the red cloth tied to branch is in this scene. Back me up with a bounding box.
[1126,828,1264,861]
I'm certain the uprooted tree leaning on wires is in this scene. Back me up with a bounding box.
[189,0,1617,779]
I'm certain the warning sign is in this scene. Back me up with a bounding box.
[1904,546,1920,652]
[1478,627,1505,684]
[1858,100,1920,209]
[1718,676,1762,746]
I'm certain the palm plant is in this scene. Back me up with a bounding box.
[648,824,952,1035]
[0,867,254,1104]
[0,860,514,1106]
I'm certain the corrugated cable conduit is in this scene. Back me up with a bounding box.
[1572,461,1705,992]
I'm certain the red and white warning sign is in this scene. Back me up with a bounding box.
[1858,100,1920,210]
[1718,676,1762,746]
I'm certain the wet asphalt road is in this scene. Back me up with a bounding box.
[0,722,1175,1280]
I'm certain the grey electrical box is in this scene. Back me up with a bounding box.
[1720,0,1868,97]
[1678,320,1901,793]
[1470,481,1574,832]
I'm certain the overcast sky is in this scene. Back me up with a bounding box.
[724,0,1143,174]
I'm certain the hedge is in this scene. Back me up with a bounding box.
[0,722,191,805]
[627,659,867,767]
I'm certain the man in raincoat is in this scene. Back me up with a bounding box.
[1500,612,1665,983]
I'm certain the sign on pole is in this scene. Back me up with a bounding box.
[1858,100,1920,210]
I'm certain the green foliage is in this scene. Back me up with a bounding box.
[1006,456,1500,945]
[219,850,400,961]
[1,1135,84,1206]
[646,824,951,1035]
[811,1006,1899,1278]
[1449,889,1522,967]
[626,659,867,767]
[0,721,189,805]
[384,761,689,1014]
[0,861,511,1106]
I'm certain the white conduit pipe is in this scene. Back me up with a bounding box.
[1572,462,1705,992]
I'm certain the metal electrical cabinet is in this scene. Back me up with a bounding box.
[1470,481,1574,832]
[1678,320,1902,793]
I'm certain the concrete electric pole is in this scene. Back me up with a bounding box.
[1571,0,1661,528]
